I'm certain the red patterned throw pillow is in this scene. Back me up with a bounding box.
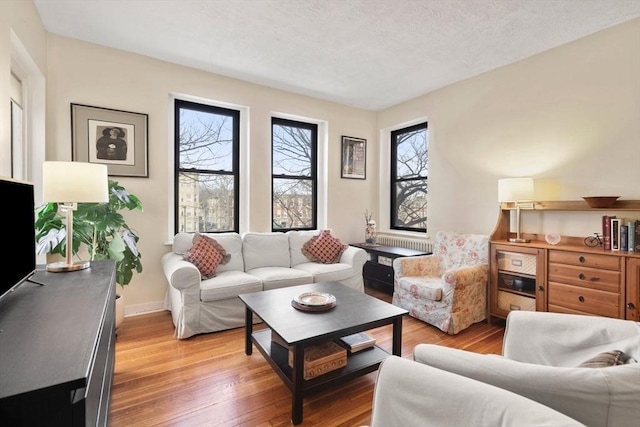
[184,233,230,279]
[301,230,348,264]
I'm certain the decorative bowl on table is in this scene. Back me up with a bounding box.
[582,196,619,208]
[291,292,336,312]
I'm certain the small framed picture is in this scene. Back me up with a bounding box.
[341,136,366,180]
[71,103,149,177]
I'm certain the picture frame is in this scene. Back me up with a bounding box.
[71,103,149,177]
[341,135,366,179]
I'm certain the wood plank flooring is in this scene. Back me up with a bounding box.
[110,288,505,426]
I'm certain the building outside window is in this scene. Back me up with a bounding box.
[272,117,317,231]
[174,99,240,233]
[391,122,428,232]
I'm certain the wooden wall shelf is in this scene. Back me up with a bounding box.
[500,200,640,211]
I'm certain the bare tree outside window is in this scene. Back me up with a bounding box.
[175,100,239,233]
[272,118,317,231]
[391,123,428,232]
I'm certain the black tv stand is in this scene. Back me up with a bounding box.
[0,260,116,426]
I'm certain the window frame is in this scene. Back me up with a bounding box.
[271,117,318,232]
[174,98,240,234]
[390,121,428,233]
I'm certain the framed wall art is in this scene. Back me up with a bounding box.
[341,135,366,179]
[71,103,148,177]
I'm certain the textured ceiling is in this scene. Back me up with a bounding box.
[33,0,640,111]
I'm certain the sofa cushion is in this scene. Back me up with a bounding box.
[209,233,244,273]
[246,266,313,291]
[243,232,291,270]
[292,262,354,283]
[288,230,321,266]
[301,229,348,264]
[200,270,262,302]
[183,233,230,278]
[173,232,197,255]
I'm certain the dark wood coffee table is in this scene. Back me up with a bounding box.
[239,281,408,425]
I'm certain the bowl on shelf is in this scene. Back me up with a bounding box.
[582,196,620,208]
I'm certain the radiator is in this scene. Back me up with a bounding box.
[376,235,434,253]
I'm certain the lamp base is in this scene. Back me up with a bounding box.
[508,238,531,243]
[46,260,90,272]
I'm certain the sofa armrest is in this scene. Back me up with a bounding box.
[161,252,201,291]
[393,255,440,279]
[371,356,585,427]
[503,311,640,366]
[413,344,640,427]
[339,245,367,270]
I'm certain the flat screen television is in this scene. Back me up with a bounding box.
[0,177,36,300]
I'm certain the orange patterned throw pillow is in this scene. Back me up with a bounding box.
[301,230,348,264]
[184,233,230,278]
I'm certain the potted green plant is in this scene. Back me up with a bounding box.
[35,180,143,327]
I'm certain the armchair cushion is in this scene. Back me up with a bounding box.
[435,230,488,270]
[395,276,443,301]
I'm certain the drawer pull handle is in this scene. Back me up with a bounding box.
[578,273,585,280]
[578,256,586,263]
[578,296,585,303]
[628,302,636,310]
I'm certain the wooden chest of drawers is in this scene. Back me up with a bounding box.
[548,250,623,318]
[488,199,640,323]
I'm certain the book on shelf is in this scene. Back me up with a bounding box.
[271,331,347,380]
[628,220,636,252]
[620,225,628,251]
[338,332,376,353]
[611,218,620,251]
[602,215,614,250]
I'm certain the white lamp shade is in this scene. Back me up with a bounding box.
[498,178,534,202]
[43,161,109,203]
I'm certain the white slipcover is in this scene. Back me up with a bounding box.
[162,231,366,339]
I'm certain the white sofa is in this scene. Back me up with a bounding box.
[162,230,367,339]
[370,311,640,427]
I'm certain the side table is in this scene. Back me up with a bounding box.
[350,243,431,294]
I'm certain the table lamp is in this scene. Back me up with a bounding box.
[498,177,534,243]
[43,161,108,272]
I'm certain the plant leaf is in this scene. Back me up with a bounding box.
[36,228,66,255]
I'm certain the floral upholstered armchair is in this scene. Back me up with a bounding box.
[392,231,489,334]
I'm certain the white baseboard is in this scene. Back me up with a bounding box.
[124,300,166,317]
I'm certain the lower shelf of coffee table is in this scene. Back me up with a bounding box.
[252,328,389,395]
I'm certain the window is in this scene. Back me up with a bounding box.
[391,122,428,232]
[272,117,317,231]
[174,99,240,233]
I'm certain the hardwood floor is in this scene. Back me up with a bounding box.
[110,288,505,426]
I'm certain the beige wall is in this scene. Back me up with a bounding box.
[46,35,377,311]
[0,0,46,178]
[2,0,639,314]
[378,17,640,237]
